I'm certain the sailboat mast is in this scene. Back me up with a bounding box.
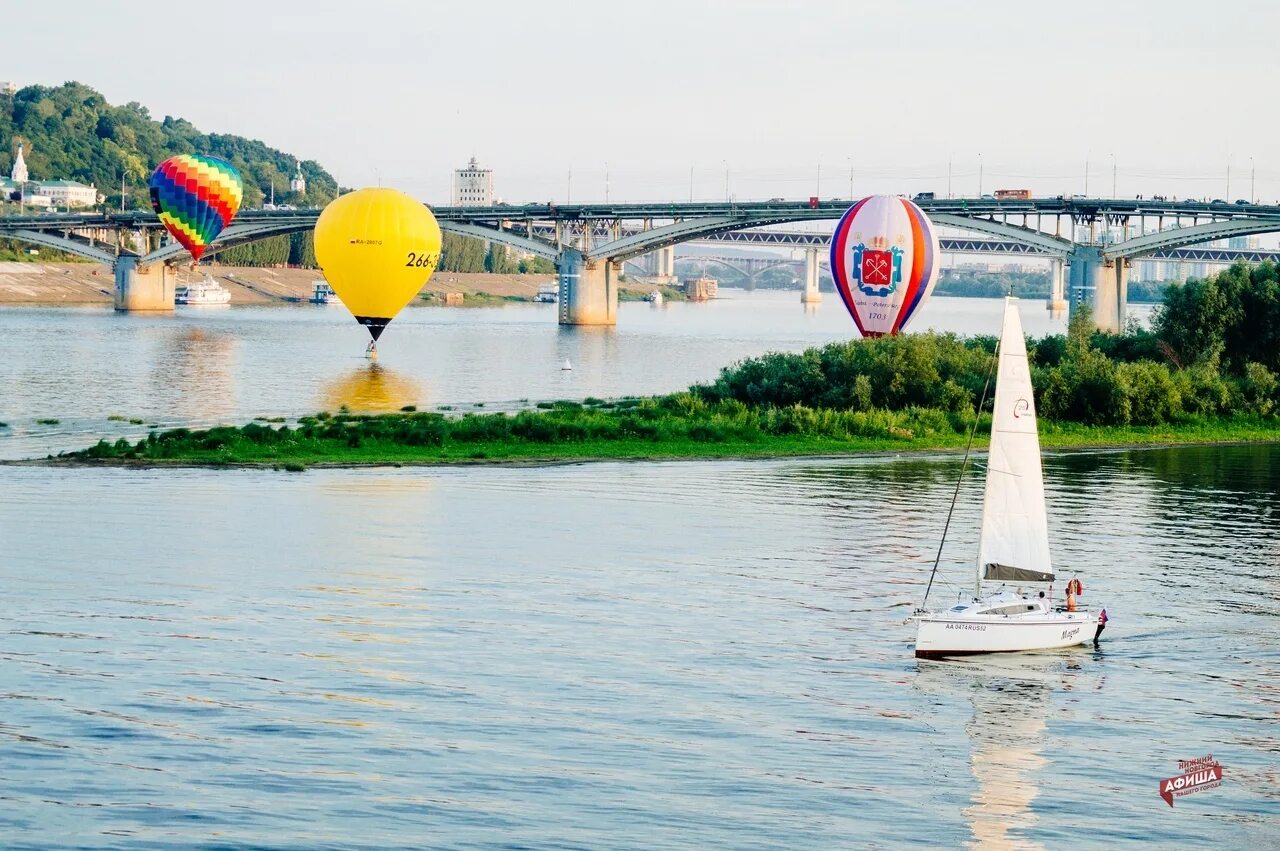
[975,302,1010,598]
[917,332,999,611]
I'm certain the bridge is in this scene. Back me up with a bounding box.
[3,196,1280,331]
[670,232,1280,289]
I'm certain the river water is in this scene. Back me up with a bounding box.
[1,291,1274,848]
[0,291,1152,460]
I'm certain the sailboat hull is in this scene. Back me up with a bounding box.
[915,609,1095,659]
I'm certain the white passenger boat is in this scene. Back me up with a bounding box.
[534,284,559,303]
[645,289,664,305]
[914,297,1107,658]
[311,280,342,305]
[175,275,231,305]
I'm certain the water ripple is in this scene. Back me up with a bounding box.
[0,445,1274,846]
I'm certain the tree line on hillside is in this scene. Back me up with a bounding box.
[695,261,1280,426]
[0,82,338,210]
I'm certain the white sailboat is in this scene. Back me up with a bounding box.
[915,297,1107,658]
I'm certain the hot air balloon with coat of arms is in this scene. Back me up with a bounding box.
[148,154,244,264]
[829,195,940,337]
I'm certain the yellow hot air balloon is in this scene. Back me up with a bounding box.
[314,188,443,349]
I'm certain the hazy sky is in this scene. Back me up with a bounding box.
[6,1,1279,204]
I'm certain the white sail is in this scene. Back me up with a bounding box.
[977,298,1052,587]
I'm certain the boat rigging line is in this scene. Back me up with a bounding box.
[916,338,999,614]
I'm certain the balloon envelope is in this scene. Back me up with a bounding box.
[829,195,940,337]
[313,188,442,341]
[148,155,243,262]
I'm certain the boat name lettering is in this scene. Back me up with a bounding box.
[1061,626,1080,640]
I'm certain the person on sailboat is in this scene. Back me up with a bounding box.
[1065,577,1082,612]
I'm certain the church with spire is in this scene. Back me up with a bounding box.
[2,141,99,208]
[10,142,28,183]
[1,142,32,202]
[289,160,306,195]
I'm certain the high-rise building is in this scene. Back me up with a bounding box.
[0,81,17,96]
[452,157,494,206]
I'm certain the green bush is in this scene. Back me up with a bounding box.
[697,333,995,413]
[1155,262,1280,373]
[1037,348,1130,425]
[1118,361,1181,425]
[1239,362,1279,416]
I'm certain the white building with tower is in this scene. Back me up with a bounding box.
[452,157,494,206]
[290,160,306,195]
[3,143,97,208]
[35,179,98,207]
[1,143,47,206]
[11,142,28,184]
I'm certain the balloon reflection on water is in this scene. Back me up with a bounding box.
[322,364,425,414]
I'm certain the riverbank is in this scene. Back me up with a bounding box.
[50,404,1280,470]
[0,263,669,306]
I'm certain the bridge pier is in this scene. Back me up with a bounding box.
[557,249,618,326]
[1046,258,1067,312]
[1093,257,1129,333]
[651,245,678,287]
[1066,247,1127,332]
[801,246,822,303]
[114,256,175,312]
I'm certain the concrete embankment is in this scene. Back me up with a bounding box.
[0,262,664,306]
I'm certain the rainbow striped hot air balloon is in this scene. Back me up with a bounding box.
[148,154,244,262]
[829,195,940,337]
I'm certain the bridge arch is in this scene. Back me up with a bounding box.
[1,229,117,265]
[930,214,1073,257]
[142,218,564,267]
[142,219,319,266]
[592,212,1073,262]
[1106,217,1280,260]
[675,257,752,282]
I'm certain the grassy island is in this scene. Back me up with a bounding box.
[58,262,1280,468]
[57,405,1280,470]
